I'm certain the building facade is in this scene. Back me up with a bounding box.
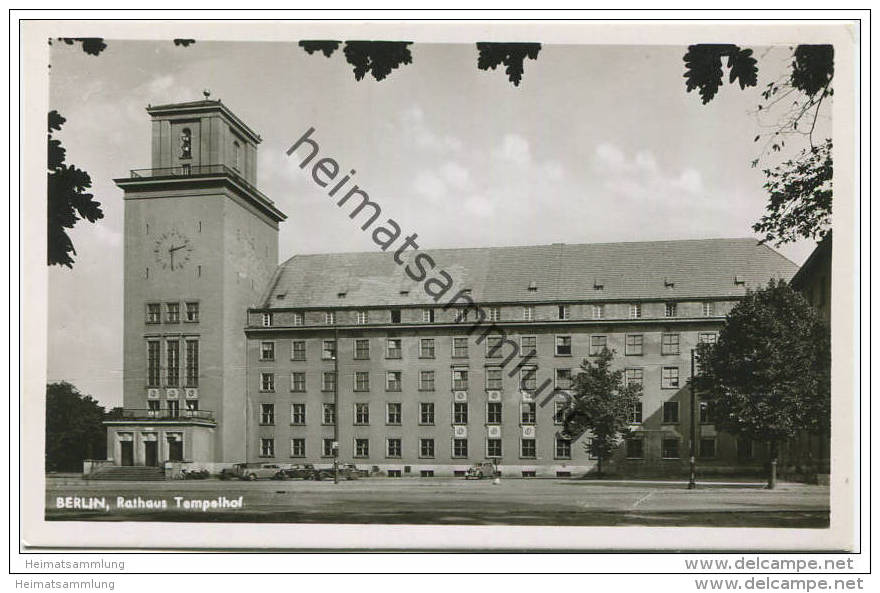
[105,100,800,477]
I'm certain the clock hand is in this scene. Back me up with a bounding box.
[169,244,186,253]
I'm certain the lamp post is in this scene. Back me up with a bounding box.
[688,348,697,490]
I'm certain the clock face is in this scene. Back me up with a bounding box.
[153,230,193,271]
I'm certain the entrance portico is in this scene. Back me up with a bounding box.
[105,409,216,467]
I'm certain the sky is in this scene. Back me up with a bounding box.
[46,40,826,408]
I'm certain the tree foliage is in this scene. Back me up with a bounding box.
[53,37,108,56]
[476,42,542,87]
[752,139,832,245]
[48,110,104,268]
[695,279,830,445]
[45,382,108,472]
[299,40,413,81]
[560,348,642,475]
[683,43,834,246]
[683,44,758,103]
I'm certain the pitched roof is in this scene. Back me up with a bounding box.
[260,238,799,309]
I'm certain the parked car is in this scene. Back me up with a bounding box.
[465,461,499,480]
[311,463,364,481]
[282,463,317,479]
[221,463,288,481]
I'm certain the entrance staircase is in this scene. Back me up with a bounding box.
[85,465,166,481]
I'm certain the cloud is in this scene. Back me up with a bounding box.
[592,144,705,198]
[399,105,463,153]
[494,133,532,166]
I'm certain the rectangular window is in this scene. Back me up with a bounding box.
[185,302,199,322]
[387,402,402,425]
[386,371,402,392]
[453,402,468,424]
[322,403,336,425]
[703,302,715,317]
[487,402,502,424]
[260,403,275,425]
[390,309,402,323]
[699,438,716,459]
[290,403,306,425]
[147,341,161,387]
[260,372,275,392]
[625,368,644,387]
[322,371,336,392]
[354,339,370,359]
[662,401,680,423]
[452,337,468,358]
[488,307,500,321]
[148,400,161,413]
[553,401,567,425]
[423,308,435,323]
[521,439,536,459]
[453,438,468,458]
[523,306,534,321]
[291,340,306,361]
[700,401,712,424]
[592,304,604,320]
[323,438,335,457]
[487,439,503,458]
[386,339,402,359]
[356,310,369,324]
[325,311,336,325]
[166,302,180,323]
[661,367,680,389]
[555,368,572,390]
[290,438,305,458]
[419,370,435,391]
[558,305,570,320]
[630,303,642,319]
[354,439,369,458]
[354,403,369,425]
[419,338,435,358]
[290,372,306,392]
[322,340,337,361]
[589,335,607,356]
[292,312,304,326]
[699,332,718,344]
[260,438,275,457]
[629,401,643,424]
[520,401,536,424]
[262,313,272,327]
[485,367,503,391]
[386,438,402,458]
[166,339,179,387]
[555,335,572,356]
[452,368,468,391]
[737,438,754,459]
[420,438,435,458]
[354,371,370,392]
[662,438,680,459]
[420,402,435,425]
[455,307,469,323]
[486,336,502,358]
[146,303,161,324]
[185,400,199,412]
[184,340,199,387]
[665,302,677,318]
[260,341,275,361]
[520,366,537,391]
[555,438,572,459]
[626,438,644,459]
[167,400,180,418]
[661,333,680,355]
[521,336,537,355]
[625,334,644,356]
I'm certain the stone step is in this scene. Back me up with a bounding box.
[86,466,167,481]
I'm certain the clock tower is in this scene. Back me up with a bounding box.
[107,97,286,469]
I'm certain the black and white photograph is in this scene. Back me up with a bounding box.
[15,13,866,576]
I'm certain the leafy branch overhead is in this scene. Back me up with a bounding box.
[683,44,758,104]
[476,42,542,87]
[48,110,104,268]
[299,40,413,81]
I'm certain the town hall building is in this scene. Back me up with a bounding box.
[103,99,800,478]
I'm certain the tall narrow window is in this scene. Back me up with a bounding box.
[452,368,469,391]
[423,308,435,323]
[166,302,180,323]
[630,303,642,319]
[146,303,161,324]
[147,340,161,387]
[179,128,192,159]
[452,337,468,358]
[356,310,369,324]
[558,305,570,320]
[166,340,179,387]
[665,302,677,318]
[325,311,336,325]
[260,403,275,425]
[386,339,402,359]
[184,340,199,387]
[232,140,241,171]
[260,341,275,361]
[185,302,199,322]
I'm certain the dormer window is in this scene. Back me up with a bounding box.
[337,292,347,298]
[593,279,604,291]
[528,281,537,292]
